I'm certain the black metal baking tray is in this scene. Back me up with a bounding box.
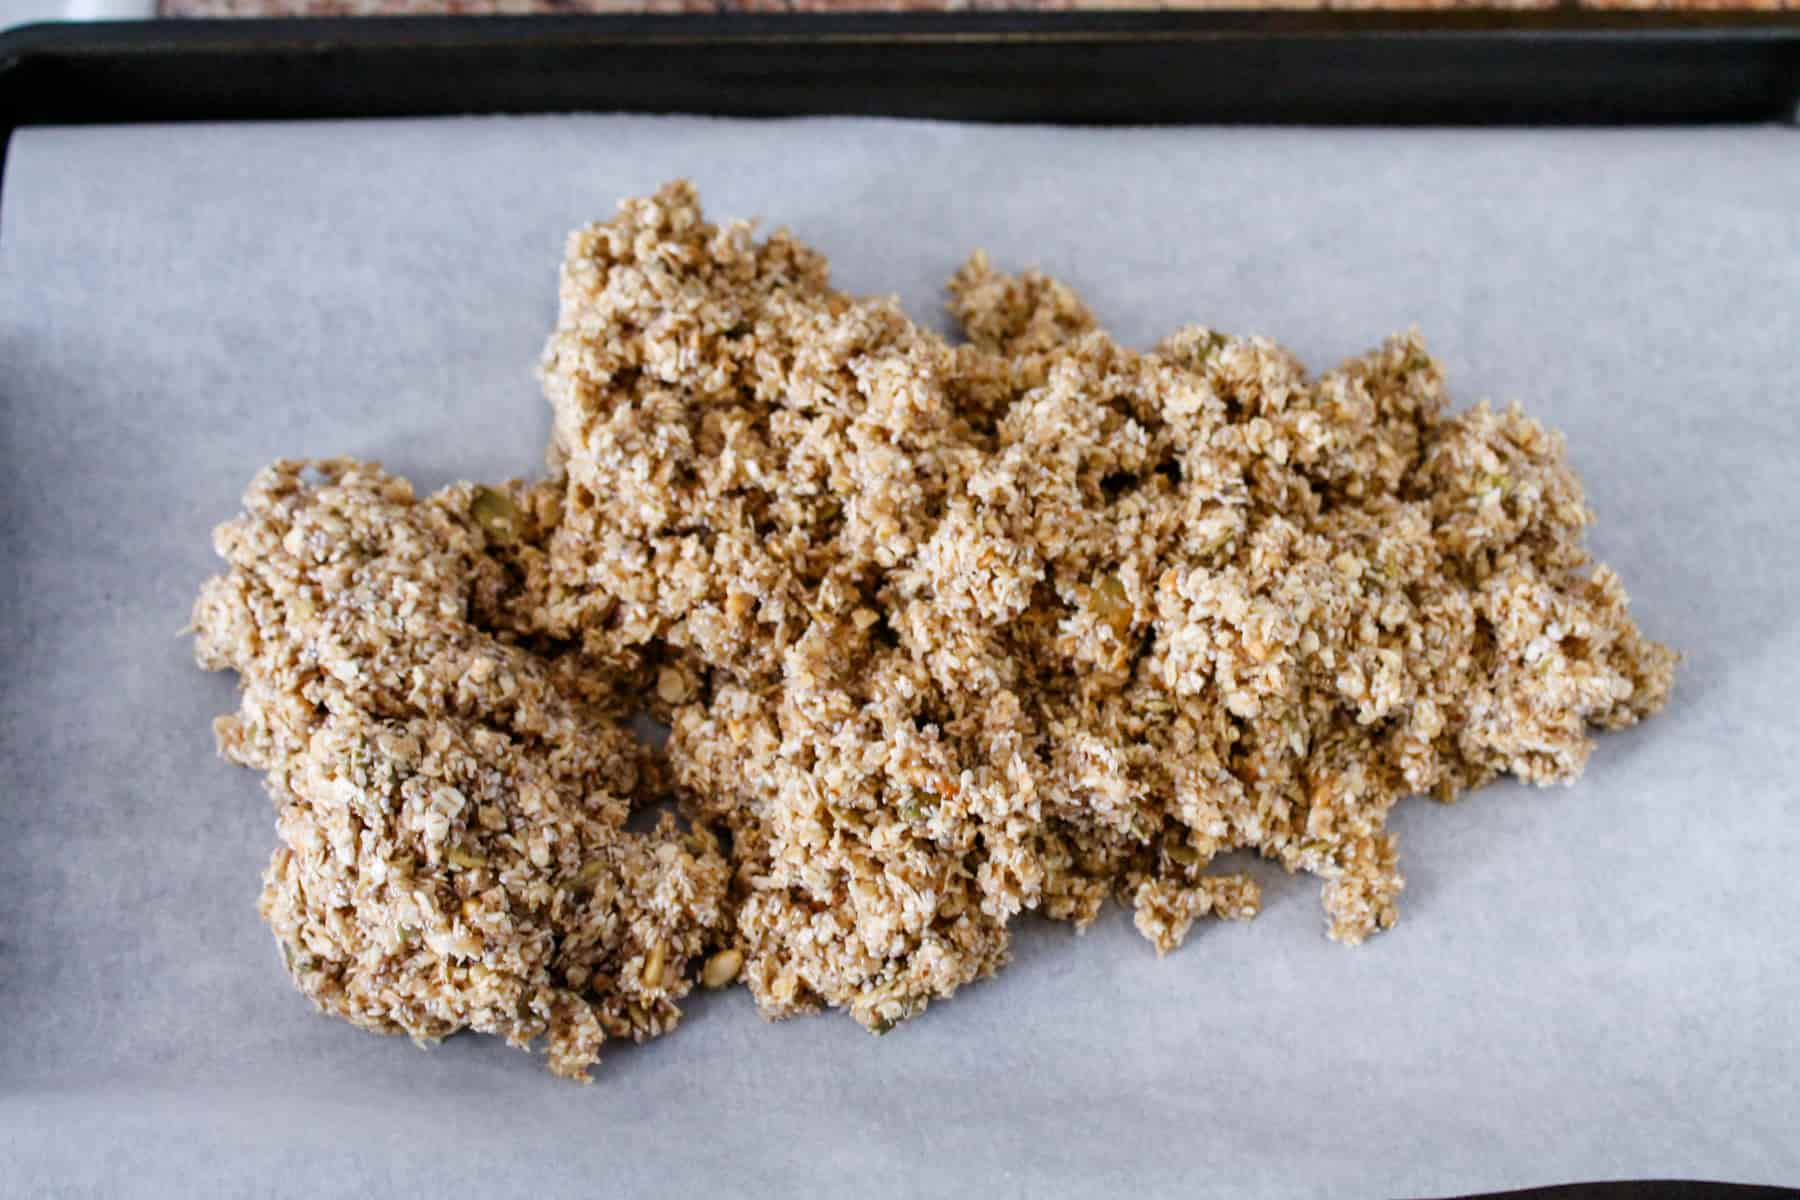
[3,10,1796,218]
[3,10,1799,129]
[1,13,1796,1199]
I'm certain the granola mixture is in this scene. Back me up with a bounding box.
[194,181,1674,1077]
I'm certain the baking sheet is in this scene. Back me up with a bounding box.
[2,115,1797,1197]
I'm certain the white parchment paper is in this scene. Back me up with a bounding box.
[2,115,1797,1198]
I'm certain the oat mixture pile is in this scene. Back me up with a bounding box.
[194,181,1674,1079]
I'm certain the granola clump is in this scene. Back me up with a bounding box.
[195,181,1673,1075]
[193,459,729,1079]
